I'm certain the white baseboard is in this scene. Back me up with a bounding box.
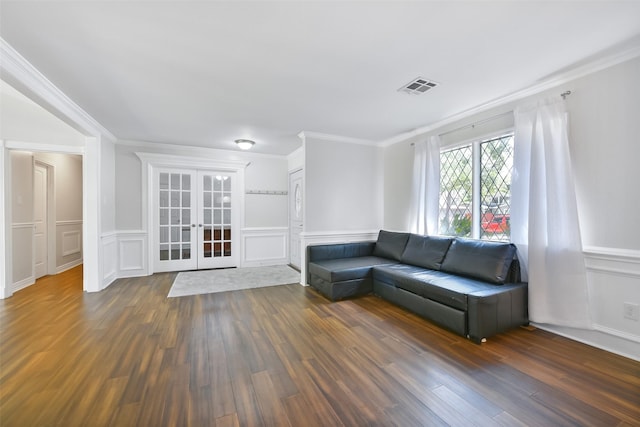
[11,276,35,294]
[56,258,83,274]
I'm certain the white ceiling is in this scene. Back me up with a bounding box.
[2,1,640,155]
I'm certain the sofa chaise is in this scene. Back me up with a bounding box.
[307,230,529,343]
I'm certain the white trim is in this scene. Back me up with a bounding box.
[101,233,117,288]
[119,138,288,160]
[5,140,84,154]
[61,230,82,256]
[0,141,7,298]
[11,222,35,229]
[11,276,35,294]
[533,323,640,362]
[379,42,640,147]
[56,259,83,275]
[592,324,640,346]
[56,220,83,226]
[241,227,289,268]
[0,37,115,141]
[299,131,375,146]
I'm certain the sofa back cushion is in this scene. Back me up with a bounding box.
[372,230,410,261]
[401,234,453,270]
[440,238,517,284]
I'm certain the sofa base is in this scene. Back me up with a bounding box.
[309,274,373,301]
[373,280,467,337]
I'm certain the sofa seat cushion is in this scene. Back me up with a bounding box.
[373,264,501,311]
[309,256,398,282]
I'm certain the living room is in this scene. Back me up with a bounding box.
[1,1,639,425]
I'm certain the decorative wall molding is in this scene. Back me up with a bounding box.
[101,233,118,288]
[0,37,116,141]
[117,232,147,278]
[299,131,374,146]
[61,230,82,257]
[241,227,289,268]
[56,219,83,226]
[11,222,35,229]
[584,246,640,277]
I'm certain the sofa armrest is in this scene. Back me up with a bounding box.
[467,283,528,343]
[307,241,376,262]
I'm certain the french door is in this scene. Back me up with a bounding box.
[154,168,238,272]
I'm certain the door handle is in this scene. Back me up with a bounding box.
[191,224,196,228]
[199,224,203,227]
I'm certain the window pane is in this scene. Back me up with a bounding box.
[439,146,472,237]
[481,135,514,241]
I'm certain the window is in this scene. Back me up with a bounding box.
[438,133,514,241]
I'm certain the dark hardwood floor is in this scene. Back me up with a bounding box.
[1,265,638,426]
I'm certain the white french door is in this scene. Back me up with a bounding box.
[154,168,238,272]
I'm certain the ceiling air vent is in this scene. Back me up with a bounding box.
[398,77,438,95]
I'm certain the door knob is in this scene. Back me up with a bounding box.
[191,224,196,228]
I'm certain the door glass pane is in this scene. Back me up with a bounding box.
[204,192,212,207]
[223,209,231,225]
[182,209,190,225]
[182,244,191,259]
[223,177,231,191]
[160,244,169,260]
[171,174,180,190]
[171,209,180,225]
[183,174,190,190]
[171,244,180,260]
[182,192,190,207]
[182,227,190,242]
[160,209,168,225]
[160,227,169,244]
[160,173,169,190]
[204,175,211,191]
[160,191,169,207]
[171,191,180,207]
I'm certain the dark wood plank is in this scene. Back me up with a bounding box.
[1,265,639,426]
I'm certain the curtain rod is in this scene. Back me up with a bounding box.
[411,90,573,143]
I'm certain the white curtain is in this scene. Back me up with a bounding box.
[511,96,592,328]
[409,135,440,235]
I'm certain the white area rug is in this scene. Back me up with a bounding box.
[168,265,301,298]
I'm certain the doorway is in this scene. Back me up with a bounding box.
[33,161,52,279]
[153,168,239,272]
[289,168,303,270]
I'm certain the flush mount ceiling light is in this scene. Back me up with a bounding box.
[235,139,255,150]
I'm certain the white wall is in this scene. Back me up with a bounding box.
[10,151,34,289]
[304,135,383,233]
[383,57,640,360]
[0,81,86,146]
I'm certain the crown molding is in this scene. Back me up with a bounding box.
[118,138,288,160]
[380,39,640,147]
[0,37,116,142]
[299,131,375,147]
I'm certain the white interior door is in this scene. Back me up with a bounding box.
[34,163,48,279]
[289,169,303,269]
[197,171,237,269]
[155,168,238,272]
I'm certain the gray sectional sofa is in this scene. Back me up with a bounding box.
[307,230,528,343]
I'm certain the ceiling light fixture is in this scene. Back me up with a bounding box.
[235,139,255,150]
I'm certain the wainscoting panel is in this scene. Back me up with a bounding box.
[584,247,640,345]
[299,230,379,286]
[537,247,640,361]
[101,232,118,288]
[118,231,147,278]
[56,220,82,273]
[241,227,289,268]
[11,223,34,293]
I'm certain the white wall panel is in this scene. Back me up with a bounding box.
[241,227,288,267]
[118,232,147,278]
